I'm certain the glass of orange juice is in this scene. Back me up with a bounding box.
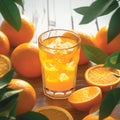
[38,29,81,99]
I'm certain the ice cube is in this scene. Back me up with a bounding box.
[60,73,69,82]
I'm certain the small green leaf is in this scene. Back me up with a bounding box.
[0,93,18,119]
[0,69,14,89]
[99,88,120,120]
[13,0,24,8]
[74,7,89,15]
[0,0,21,31]
[100,0,118,16]
[81,44,108,64]
[104,51,120,69]
[78,0,114,24]
[108,8,120,43]
[18,111,48,120]
[0,89,22,102]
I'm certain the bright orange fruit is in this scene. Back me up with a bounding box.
[0,15,34,47]
[0,54,11,78]
[8,78,36,115]
[11,43,41,78]
[0,31,10,55]
[35,106,73,120]
[94,26,120,55]
[68,86,102,111]
[85,64,120,92]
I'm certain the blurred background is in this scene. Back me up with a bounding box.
[0,0,112,42]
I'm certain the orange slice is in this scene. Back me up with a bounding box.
[85,64,120,92]
[68,86,102,111]
[0,54,11,78]
[35,106,73,120]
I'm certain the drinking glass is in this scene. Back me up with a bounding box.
[38,29,81,99]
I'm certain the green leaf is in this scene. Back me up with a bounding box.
[18,111,48,120]
[0,0,21,31]
[108,8,120,43]
[0,69,14,89]
[0,93,18,119]
[0,89,22,102]
[100,0,118,16]
[13,0,24,8]
[104,51,120,69]
[78,0,114,24]
[99,88,120,120]
[81,44,108,64]
[74,0,118,17]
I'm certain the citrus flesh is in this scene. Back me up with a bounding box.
[35,106,73,120]
[85,64,120,92]
[68,86,102,111]
[0,54,11,78]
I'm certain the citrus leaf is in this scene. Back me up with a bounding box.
[13,0,24,8]
[81,44,108,64]
[0,94,17,120]
[100,0,118,16]
[79,0,114,24]
[74,0,118,16]
[108,7,120,43]
[0,0,21,31]
[99,88,120,120]
[104,51,120,69]
[0,89,22,102]
[0,69,14,89]
[18,111,48,120]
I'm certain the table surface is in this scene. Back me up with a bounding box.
[16,62,92,120]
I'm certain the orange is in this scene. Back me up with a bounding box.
[68,86,102,111]
[85,64,120,92]
[82,114,115,120]
[77,31,95,65]
[0,31,10,55]
[0,54,11,78]
[0,15,34,47]
[63,30,94,65]
[35,106,73,120]
[8,78,36,115]
[94,26,120,55]
[11,43,41,78]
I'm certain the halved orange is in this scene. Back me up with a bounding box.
[68,86,102,111]
[35,105,73,120]
[0,54,11,78]
[85,64,120,92]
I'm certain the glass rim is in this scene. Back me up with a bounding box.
[38,29,81,50]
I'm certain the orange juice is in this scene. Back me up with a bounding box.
[38,29,81,99]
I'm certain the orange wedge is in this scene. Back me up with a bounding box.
[85,64,120,92]
[68,86,102,111]
[35,106,73,120]
[0,54,11,78]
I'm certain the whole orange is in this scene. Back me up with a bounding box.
[0,15,34,47]
[11,43,41,78]
[77,31,94,65]
[0,31,10,55]
[8,78,36,115]
[94,26,120,54]
[63,30,94,65]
